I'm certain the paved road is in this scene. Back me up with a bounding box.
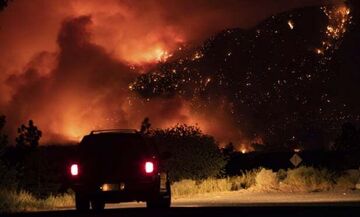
[7,191,360,217]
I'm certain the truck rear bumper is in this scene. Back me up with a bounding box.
[85,190,154,203]
[72,180,160,203]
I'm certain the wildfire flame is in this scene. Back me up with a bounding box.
[0,0,349,147]
[316,3,351,56]
[287,20,295,30]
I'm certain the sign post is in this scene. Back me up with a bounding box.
[290,153,302,167]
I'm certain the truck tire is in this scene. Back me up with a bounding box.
[91,199,105,211]
[147,182,171,208]
[75,192,90,211]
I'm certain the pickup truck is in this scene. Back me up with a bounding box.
[68,129,171,211]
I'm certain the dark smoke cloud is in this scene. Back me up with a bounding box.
[4,16,133,141]
[2,15,202,142]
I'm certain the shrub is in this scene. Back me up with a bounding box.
[229,169,259,190]
[43,193,74,208]
[254,168,278,191]
[0,161,19,190]
[0,190,38,213]
[152,124,226,181]
[281,166,335,192]
[335,169,359,190]
[171,180,197,198]
[171,178,232,198]
[171,168,261,197]
[277,169,287,181]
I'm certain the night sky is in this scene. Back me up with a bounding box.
[132,1,360,150]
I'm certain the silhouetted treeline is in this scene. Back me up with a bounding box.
[1,115,359,197]
[139,118,226,181]
[333,122,360,151]
[2,144,359,196]
[149,124,226,181]
[225,150,360,176]
[2,145,77,197]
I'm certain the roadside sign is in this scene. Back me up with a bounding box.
[290,153,302,167]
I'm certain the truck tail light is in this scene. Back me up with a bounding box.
[145,161,154,174]
[70,164,79,176]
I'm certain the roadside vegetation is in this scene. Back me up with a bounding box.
[0,117,227,213]
[149,123,227,181]
[171,166,360,198]
[0,167,358,212]
[0,190,74,213]
[1,116,359,212]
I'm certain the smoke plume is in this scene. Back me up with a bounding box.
[0,0,331,144]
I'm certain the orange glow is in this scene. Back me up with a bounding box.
[237,144,253,154]
[317,3,351,55]
[70,0,185,65]
[62,123,87,142]
[128,46,173,64]
[0,0,335,146]
[315,48,324,55]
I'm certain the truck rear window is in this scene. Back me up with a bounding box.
[79,134,155,159]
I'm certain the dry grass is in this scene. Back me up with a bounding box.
[172,167,359,198]
[335,169,359,190]
[230,169,260,190]
[43,193,74,208]
[1,167,358,212]
[0,190,74,213]
[254,168,279,191]
[171,168,260,198]
[171,178,232,198]
[279,167,335,192]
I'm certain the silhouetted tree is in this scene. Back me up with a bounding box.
[0,115,8,150]
[0,115,19,190]
[16,120,42,149]
[0,0,11,11]
[222,142,235,157]
[334,122,360,151]
[152,124,226,181]
[139,117,151,135]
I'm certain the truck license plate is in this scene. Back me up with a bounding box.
[101,183,125,191]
